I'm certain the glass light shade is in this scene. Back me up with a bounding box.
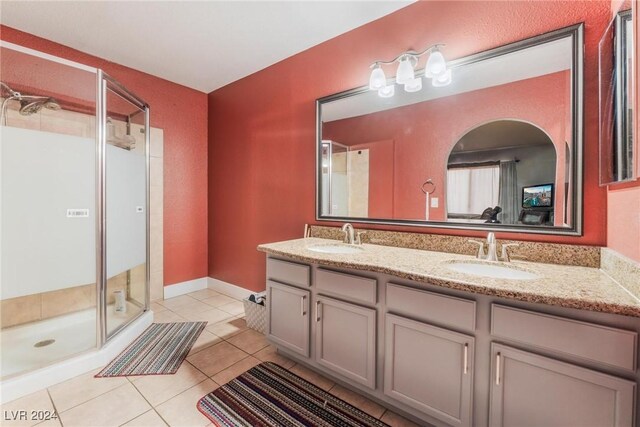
[432,69,452,87]
[404,77,422,93]
[378,85,395,98]
[395,57,415,85]
[369,65,386,90]
[425,49,447,78]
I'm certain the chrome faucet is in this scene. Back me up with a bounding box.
[341,223,355,244]
[468,232,518,262]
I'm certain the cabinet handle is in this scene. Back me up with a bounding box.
[463,343,469,374]
[316,301,321,322]
[300,296,306,316]
[495,352,501,385]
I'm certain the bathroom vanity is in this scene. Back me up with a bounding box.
[258,238,640,427]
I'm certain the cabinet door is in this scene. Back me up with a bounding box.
[384,314,474,427]
[315,296,376,389]
[490,343,635,427]
[267,280,310,357]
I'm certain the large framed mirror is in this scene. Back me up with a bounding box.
[316,24,583,235]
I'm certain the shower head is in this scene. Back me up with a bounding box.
[18,97,61,116]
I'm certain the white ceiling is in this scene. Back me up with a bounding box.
[0,1,414,93]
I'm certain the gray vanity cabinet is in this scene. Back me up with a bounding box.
[315,295,377,389]
[384,314,475,427]
[266,280,310,357]
[489,343,636,427]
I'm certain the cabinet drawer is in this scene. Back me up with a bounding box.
[267,258,310,288]
[316,268,377,305]
[491,304,637,372]
[387,283,476,332]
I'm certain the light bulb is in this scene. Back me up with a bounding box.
[378,85,395,98]
[404,77,422,93]
[425,49,447,78]
[368,64,386,90]
[395,56,415,85]
[432,69,452,87]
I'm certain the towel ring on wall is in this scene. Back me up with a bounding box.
[421,179,436,195]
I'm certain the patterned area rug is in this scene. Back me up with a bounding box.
[96,322,207,377]
[197,362,389,427]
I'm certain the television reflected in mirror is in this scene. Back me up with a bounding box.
[316,25,583,235]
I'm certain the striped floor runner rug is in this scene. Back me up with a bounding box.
[96,322,207,377]
[197,362,390,427]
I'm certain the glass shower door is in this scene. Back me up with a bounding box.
[0,43,98,378]
[102,76,149,339]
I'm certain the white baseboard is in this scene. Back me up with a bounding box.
[163,277,208,299]
[1,311,152,404]
[207,277,253,300]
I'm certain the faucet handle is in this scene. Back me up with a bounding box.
[500,243,520,262]
[356,231,366,245]
[468,240,486,259]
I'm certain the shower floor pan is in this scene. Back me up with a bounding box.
[1,302,138,378]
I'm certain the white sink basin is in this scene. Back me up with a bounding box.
[447,261,539,280]
[307,244,364,254]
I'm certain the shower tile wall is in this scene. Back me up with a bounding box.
[0,100,164,329]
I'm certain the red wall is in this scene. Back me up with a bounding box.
[323,72,570,222]
[208,1,611,292]
[1,25,209,286]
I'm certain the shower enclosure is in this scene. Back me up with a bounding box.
[0,41,150,380]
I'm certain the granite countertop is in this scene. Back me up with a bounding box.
[258,237,640,318]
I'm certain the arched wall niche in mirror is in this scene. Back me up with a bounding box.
[446,120,561,227]
[317,24,583,236]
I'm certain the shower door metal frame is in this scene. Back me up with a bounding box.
[97,71,151,347]
[0,40,151,372]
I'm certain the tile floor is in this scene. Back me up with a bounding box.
[1,289,418,427]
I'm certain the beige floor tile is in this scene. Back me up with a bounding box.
[130,362,207,406]
[187,289,220,301]
[211,356,261,385]
[217,301,245,316]
[33,417,62,427]
[188,330,223,356]
[329,384,386,419]
[181,308,232,325]
[157,295,197,311]
[121,409,167,426]
[226,329,269,354]
[200,294,235,308]
[206,317,247,339]
[153,310,187,323]
[48,368,128,412]
[253,345,296,369]
[0,389,55,427]
[155,379,218,427]
[380,410,421,427]
[150,302,167,313]
[187,341,249,376]
[58,383,150,427]
[289,364,335,391]
[171,299,218,316]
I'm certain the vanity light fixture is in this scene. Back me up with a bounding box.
[368,44,451,97]
[378,84,395,98]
